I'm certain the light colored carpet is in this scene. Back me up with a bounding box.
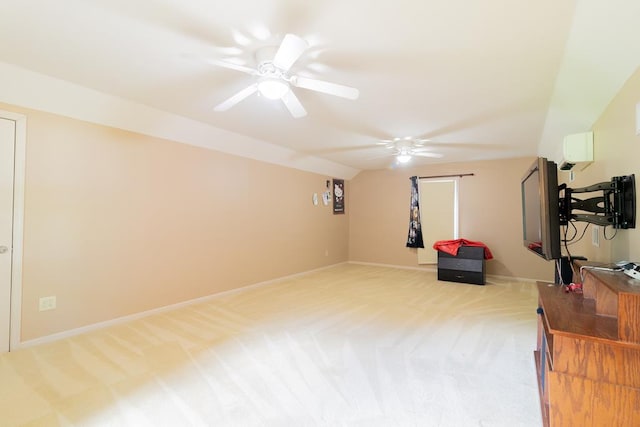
[0,264,542,426]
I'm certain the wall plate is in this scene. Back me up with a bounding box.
[591,225,600,247]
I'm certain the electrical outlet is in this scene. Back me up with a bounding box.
[39,296,56,311]
[592,225,600,247]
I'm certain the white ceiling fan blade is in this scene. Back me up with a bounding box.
[273,33,308,71]
[214,84,258,111]
[208,59,257,75]
[281,91,307,118]
[292,76,359,100]
[413,152,444,158]
[376,140,397,149]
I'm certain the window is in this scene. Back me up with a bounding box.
[417,178,459,264]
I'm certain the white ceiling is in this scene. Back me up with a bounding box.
[0,0,639,178]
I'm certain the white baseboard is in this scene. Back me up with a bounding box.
[347,260,538,283]
[15,262,347,350]
[14,261,538,350]
[348,260,437,272]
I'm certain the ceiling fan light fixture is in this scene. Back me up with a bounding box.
[212,33,358,117]
[258,78,289,100]
[396,146,413,163]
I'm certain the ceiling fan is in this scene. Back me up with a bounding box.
[378,137,444,163]
[211,34,359,118]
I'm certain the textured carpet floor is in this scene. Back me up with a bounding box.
[0,264,542,426]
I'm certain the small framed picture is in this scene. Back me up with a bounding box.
[333,179,344,214]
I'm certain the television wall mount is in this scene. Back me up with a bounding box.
[559,174,636,229]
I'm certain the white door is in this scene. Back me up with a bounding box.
[0,118,15,352]
[417,178,459,264]
[0,110,25,353]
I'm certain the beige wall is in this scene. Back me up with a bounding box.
[348,157,554,281]
[7,67,638,342]
[347,68,640,279]
[4,104,349,341]
[556,67,640,263]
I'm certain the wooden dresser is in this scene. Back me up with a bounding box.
[437,246,486,285]
[535,261,640,426]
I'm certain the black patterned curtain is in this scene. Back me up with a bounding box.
[406,176,424,248]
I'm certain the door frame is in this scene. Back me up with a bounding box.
[1,109,26,351]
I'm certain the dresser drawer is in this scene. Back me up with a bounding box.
[437,256,484,272]
[437,246,486,285]
[438,268,485,285]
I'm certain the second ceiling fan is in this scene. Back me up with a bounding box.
[212,34,359,118]
[378,137,444,163]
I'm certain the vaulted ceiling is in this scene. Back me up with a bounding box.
[1,0,638,179]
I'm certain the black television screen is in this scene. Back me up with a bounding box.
[521,157,561,260]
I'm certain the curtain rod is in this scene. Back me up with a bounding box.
[413,173,475,179]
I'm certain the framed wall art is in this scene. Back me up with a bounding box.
[333,179,344,214]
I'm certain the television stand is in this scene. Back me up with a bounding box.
[535,260,640,426]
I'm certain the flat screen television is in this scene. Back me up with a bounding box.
[521,157,561,260]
